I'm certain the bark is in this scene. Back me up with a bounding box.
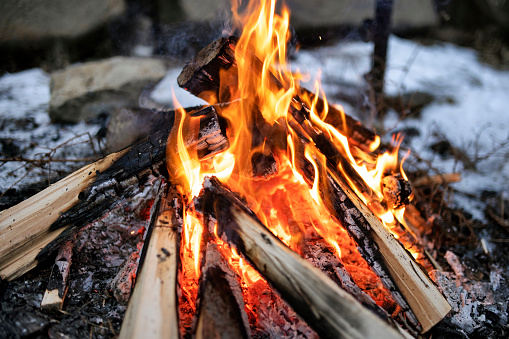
[177,36,378,150]
[291,138,451,332]
[195,176,406,339]
[119,182,182,339]
[0,105,228,281]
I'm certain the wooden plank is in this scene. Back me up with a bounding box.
[0,149,128,281]
[119,182,182,339]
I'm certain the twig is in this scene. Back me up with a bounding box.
[1,156,99,163]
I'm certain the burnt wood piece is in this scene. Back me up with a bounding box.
[291,136,451,333]
[40,239,74,312]
[178,35,388,200]
[119,182,182,339]
[193,242,250,339]
[195,176,405,339]
[0,106,228,281]
[298,87,378,150]
[177,36,378,149]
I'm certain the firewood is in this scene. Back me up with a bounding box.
[412,173,461,187]
[177,36,378,149]
[40,239,74,312]
[195,176,406,339]
[119,182,182,339]
[193,242,250,339]
[0,106,228,281]
[292,139,451,332]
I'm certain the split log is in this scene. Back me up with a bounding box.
[193,242,250,339]
[177,36,378,150]
[40,239,74,312]
[195,176,406,339]
[412,173,461,187]
[119,182,182,339]
[0,106,228,281]
[291,137,451,332]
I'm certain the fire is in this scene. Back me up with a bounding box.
[169,0,418,334]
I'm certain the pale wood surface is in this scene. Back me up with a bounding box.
[119,185,180,339]
[0,149,128,281]
[331,171,452,332]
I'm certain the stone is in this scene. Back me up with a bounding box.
[105,107,157,153]
[0,0,125,44]
[178,0,437,30]
[49,57,166,123]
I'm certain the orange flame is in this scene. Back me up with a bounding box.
[170,1,416,321]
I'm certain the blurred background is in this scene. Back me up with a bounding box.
[1,0,508,74]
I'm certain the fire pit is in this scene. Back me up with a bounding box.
[2,0,509,338]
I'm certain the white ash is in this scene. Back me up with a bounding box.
[430,251,508,335]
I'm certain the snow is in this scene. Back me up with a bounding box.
[150,68,207,108]
[0,69,101,191]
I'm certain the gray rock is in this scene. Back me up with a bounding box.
[179,0,437,30]
[0,0,125,44]
[49,57,166,123]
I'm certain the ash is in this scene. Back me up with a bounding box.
[0,185,158,338]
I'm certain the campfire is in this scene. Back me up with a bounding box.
[0,0,452,338]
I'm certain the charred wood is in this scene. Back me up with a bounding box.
[195,176,406,339]
[193,242,250,339]
[177,36,378,149]
[0,106,228,281]
[119,182,182,339]
[109,252,140,305]
[291,137,451,332]
[40,239,74,312]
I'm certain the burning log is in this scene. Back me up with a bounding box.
[291,138,451,332]
[40,239,74,312]
[179,33,450,332]
[177,36,378,150]
[195,176,407,339]
[193,242,251,339]
[0,106,228,281]
[119,182,182,339]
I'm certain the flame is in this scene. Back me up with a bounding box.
[171,0,417,331]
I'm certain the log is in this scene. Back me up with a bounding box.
[0,106,228,281]
[195,176,405,339]
[40,239,74,312]
[412,173,461,187]
[291,138,451,332]
[177,36,378,150]
[119,182,182,339]
[193,242,250,339]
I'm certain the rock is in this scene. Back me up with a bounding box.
[0,0,125,44]
[178,0,437,30]
[49,57,166,123]
[105,107,157,153]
